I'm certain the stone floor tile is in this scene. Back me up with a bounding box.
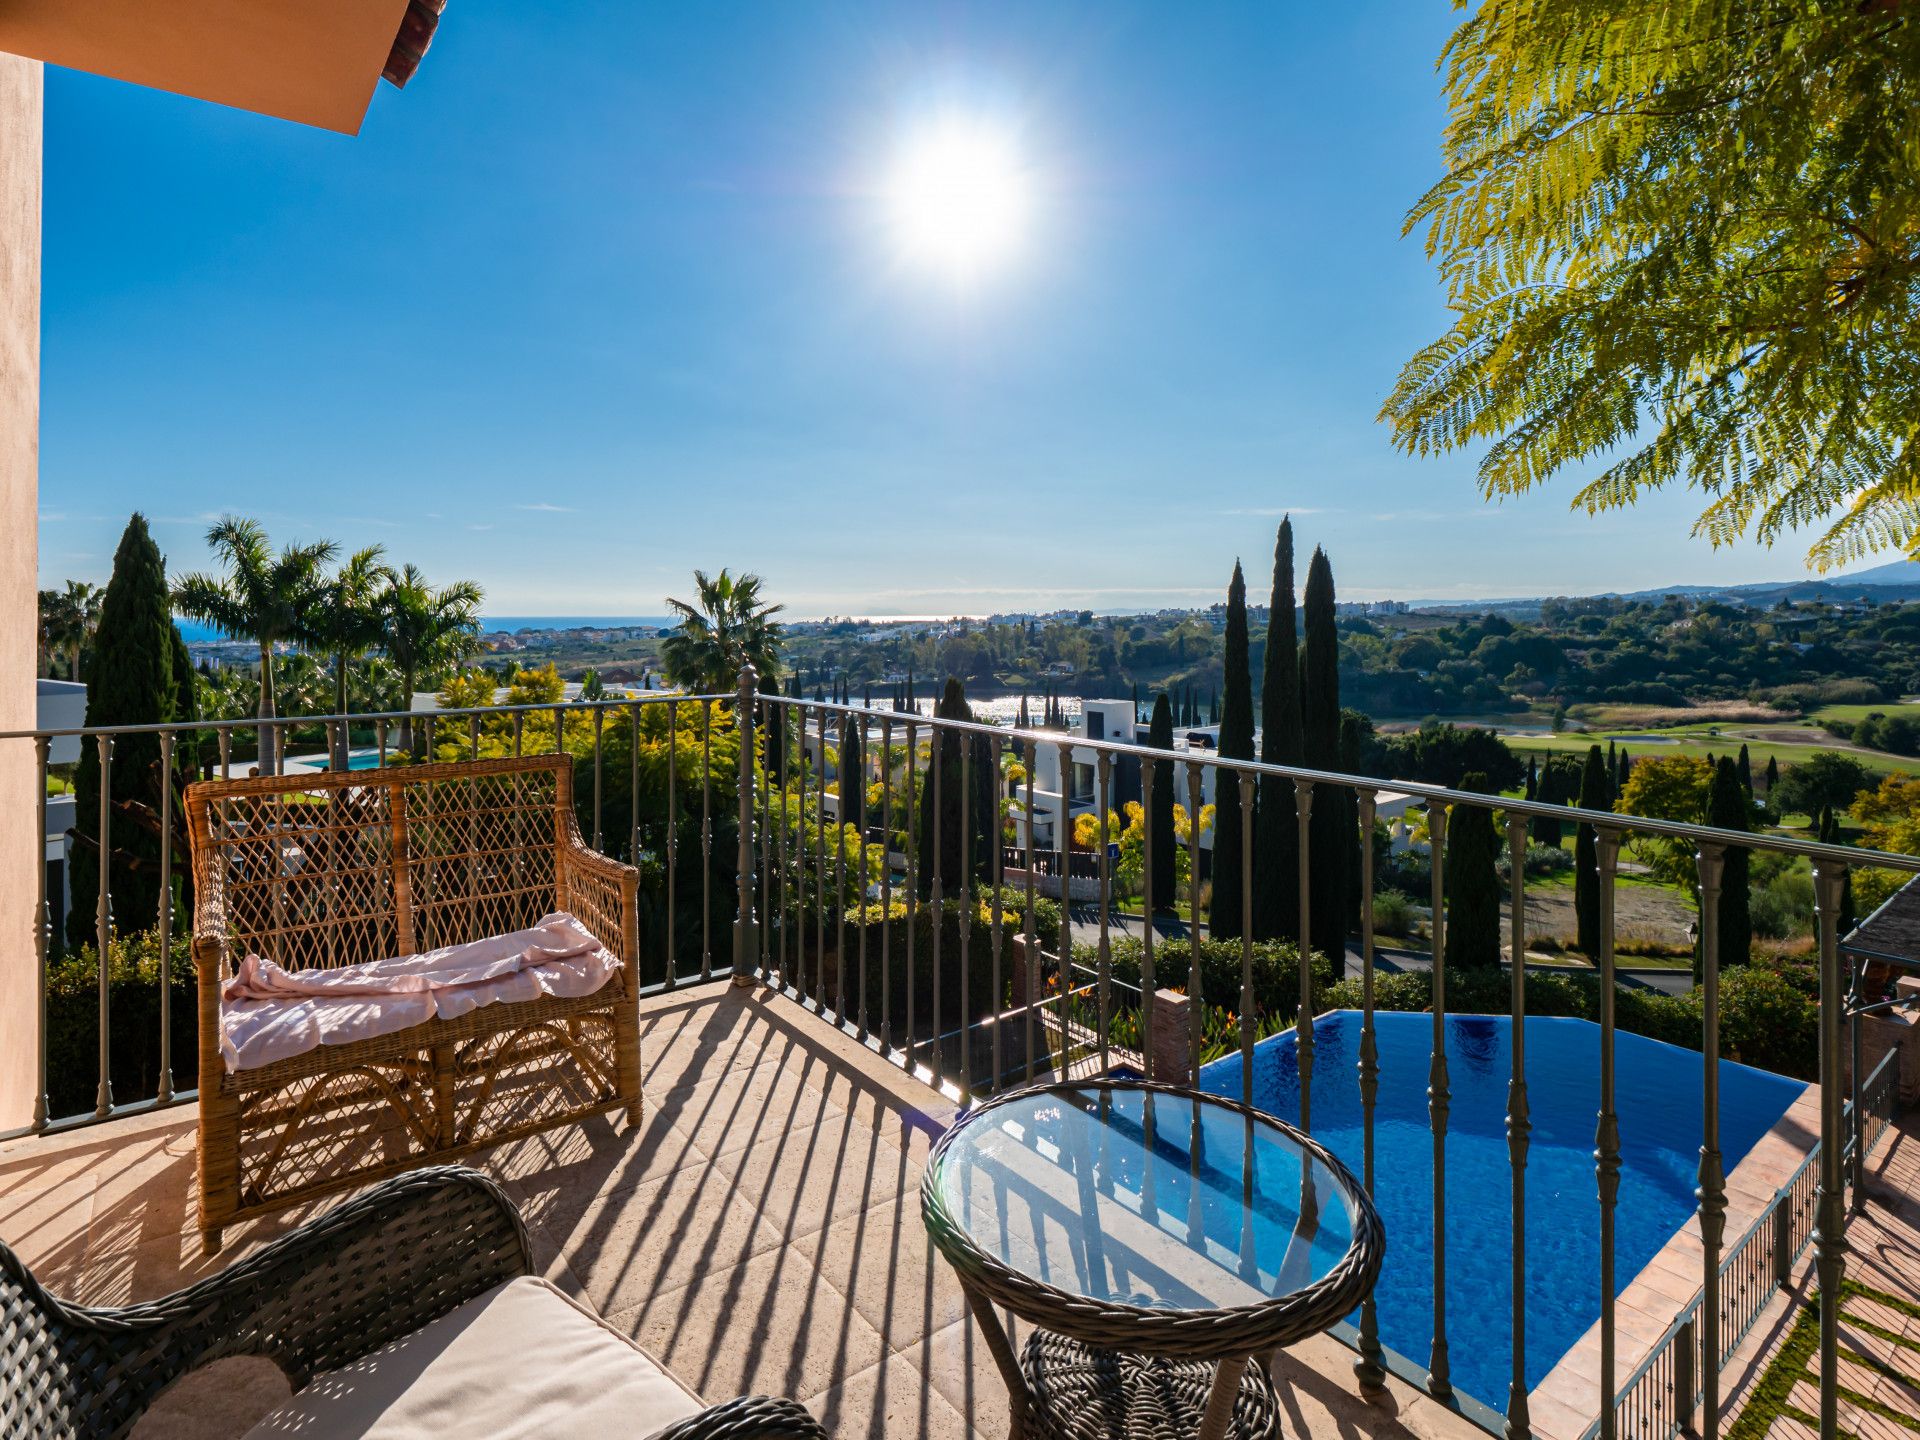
[608,1243,886,1404]
[805,1348,975,1440]
[705,1112,908,1247]
[790,1192,971,1351]
[542,1157,788,1314]
[650,1056,844,1163]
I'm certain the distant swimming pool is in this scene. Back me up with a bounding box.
[1197,1012,1805,1409]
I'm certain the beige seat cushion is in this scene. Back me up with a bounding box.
[243,1276,703,1440]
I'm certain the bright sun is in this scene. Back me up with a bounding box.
[885,118,1032,284]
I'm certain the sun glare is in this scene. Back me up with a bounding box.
[885,118,1032,284]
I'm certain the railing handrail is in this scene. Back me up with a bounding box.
[760,693,1917,873]
[2,691,734,744]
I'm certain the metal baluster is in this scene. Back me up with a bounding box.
[1295,778,1316,1132]
[1097,752,1114,1077]
[665,700,678,989]
[1023,742,1037,1082]
[95,734,114,1119]
[1186,759,1203,1079]
[157,732,176,1105]
[734,671,757,984]
[836,712,847,1019]
[1596,828,1623,1440]
[775,703,790,987]
[1812,859,1849,1440]
[1238,769,1255,1106]
[759,698,773,979]
[32,736,50,1131]
[701,700,713,982]
[989,735,1005,1091]
[904,718,918,1061]
[468,711,480,762]
[815,706,828,1005]
[857,710,870,1039]
[1141,755,1158,1082]
[378,718,389,767]
[1697,843,1727,1440]
[512,710,523,761]
[1506,811,1532,1434]
[881,715,894,1053]
[423,713,436,761]
[629,705,641,865]
[930,727,944,1080]
[1354,791,1386,1392]
[550,705,562,758]
[592,708,605,850]
[959,733,973,1095]
[1428,799,1451,1398]
[219,726,231,780]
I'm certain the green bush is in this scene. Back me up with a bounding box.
[47,929,197,1121]
[1321,952,1819,1080]
[1372,889,1419,938]
[1075,937,1334,1030]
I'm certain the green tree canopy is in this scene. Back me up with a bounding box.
[1774,751,1876,819]
[1386,4,1920,568]
[661,569,785,693]
[1443,773,1502,972]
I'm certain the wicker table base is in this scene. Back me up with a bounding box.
[1019,1332,1281,1440]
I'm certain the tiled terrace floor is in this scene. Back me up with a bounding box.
[0,982,1495,1439]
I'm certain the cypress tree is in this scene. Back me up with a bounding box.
[1131,680,1140,719]
[1607,739,1617,784]
[1302,548,1347,969]
[1147,693,1177,910]
[1254,520,1303,941]
[916,679,994,896]
[1525,756,1538,802]
[1618,746,1630,787]
[1443,772,1502,970]
[1704,755,1752,976]
[839,713,865,835]
[1210,562,1255,940]
[1573,744,1612,958]
[1209,688,1219,726]
[1737,743,1753,800]
[69,514,185,948]
[1765,755,1780,800]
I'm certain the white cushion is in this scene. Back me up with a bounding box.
[243,1276,703,1440]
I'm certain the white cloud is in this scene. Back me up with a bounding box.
[513,503,577,513]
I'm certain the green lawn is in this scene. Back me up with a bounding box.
[1505,728,1920,776]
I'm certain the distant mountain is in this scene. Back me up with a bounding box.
[1408,558,1920,614]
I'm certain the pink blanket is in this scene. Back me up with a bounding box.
[219,912,622,1072]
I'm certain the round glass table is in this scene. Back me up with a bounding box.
[921,1080,1383,1440]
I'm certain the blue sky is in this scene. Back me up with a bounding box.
[36,1,1848,617]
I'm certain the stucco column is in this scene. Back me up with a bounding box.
[0,53,41,1132]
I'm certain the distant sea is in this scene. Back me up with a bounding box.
[177,615,674,644]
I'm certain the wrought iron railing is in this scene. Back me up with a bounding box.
[1596,1043,1899,1440]
[7,665,1913,1440]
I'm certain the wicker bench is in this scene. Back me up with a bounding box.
[188,754,643,1255]
[0,1166,826,1440]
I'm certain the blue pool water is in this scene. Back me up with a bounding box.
[1197,1012,1806,1409]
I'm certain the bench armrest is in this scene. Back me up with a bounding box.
[558,816,641,968]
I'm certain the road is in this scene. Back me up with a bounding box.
[1060,903,1696,997]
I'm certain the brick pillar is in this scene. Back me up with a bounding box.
[1150,988,1192,1086]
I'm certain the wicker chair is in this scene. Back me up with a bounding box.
[187,754,643,1255]
[0,1166,827,1440]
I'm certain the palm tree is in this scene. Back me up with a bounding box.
[381,564,484,753]
[39,580,102,679]
[172,517,337,774]
[660,569,784,692]
[311,545,393,767]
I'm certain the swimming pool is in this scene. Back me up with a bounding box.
[1197,1012,1806,1409]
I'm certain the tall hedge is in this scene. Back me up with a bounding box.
[1443,772,1502,970]
[1573,744,1612,957]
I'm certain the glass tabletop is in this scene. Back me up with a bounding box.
[929,1084,1362,1313]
